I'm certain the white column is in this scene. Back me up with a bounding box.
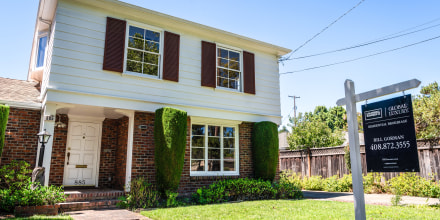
[41,103,57,186]
[344,80,366,220]
[125,111,135,192]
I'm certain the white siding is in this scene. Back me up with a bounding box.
[47,0,282,123]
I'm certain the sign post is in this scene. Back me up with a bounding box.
[337,78,421,220]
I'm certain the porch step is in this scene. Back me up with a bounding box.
[59,200,119,212]
[58,189,125,212]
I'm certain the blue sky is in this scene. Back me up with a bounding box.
[1,1,439,128]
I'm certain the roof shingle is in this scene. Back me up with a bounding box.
[0,77,41,105]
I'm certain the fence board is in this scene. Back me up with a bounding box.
[280,139,440,180]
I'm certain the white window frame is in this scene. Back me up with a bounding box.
[123,21,164,79]
[216,43,243,92]
[34,32,48,70]
[190,121,240,176]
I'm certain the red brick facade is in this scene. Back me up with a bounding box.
[2,108,273,194]
[1,107,40,167]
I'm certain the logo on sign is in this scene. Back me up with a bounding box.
[364,108,382,121]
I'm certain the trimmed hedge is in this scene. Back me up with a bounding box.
[154,107,187,192]
[0,105,9,159]
[252,121,279,181]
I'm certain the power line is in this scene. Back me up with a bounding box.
[293,21,440,59]
[280,34,440,74]
[283,0,366,61]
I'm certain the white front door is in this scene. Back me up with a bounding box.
[64,121,101,186]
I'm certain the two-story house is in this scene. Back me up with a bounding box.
[1,0,290,194]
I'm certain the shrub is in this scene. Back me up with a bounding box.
[192,178,302,205]
[119,177,160,209]
[0,161,65,212]
[252,121,279,181]
[302,175,324,191]
[363,173,385,194]
[154,107,187,192]
[386,173,440,198]
[0,105,9,158]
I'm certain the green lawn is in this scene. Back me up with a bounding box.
[142,199,440,220]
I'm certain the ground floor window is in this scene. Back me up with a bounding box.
[190,124,239,176]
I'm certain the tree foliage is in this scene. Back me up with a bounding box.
[413,82,440,139]
[288,106,345,150]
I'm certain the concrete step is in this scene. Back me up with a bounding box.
[64,189,125,202]
[59,199,120,212]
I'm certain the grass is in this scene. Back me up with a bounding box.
[142,199,440,220]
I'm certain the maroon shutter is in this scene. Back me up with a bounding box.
[162,31,180,82]
[201,41,216,88]
[103,17,126,72]
[243,51,255,94]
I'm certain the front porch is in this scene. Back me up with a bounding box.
[60,188,125,212]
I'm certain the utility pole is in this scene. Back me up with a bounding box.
[288,95,300,126]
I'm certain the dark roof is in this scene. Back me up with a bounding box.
[0,77,40,104]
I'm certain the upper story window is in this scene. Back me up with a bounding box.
[126,25,162,77]
[191,123,239,176]
[36,35,48,68]
[217,47,241,90]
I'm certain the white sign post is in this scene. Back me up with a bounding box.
[337,79,421,220]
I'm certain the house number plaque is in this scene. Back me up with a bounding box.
[74,180,86,185]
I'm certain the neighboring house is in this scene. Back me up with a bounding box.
[0,0,290,194]
[278,131,290,150]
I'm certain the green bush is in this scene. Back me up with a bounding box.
[118,177,160,209]
[0,161,65,212]
[192,178,302,205]
[0,105,9,158]
[252,121,279,181]
[386,173,440,198]
[302,175,324,191]
[154,107,187,192]
[363,173,385,194]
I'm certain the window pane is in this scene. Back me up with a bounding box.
[126,61,142,73]
[223,138,235,148]
[145,41,159,53]
[192,136,204,147]
[208,148,220,159]
[208,160,220,171]
[191,148,205,159]
[229,51,240,62]
[217,77,228,87]
[229,80,238,89]
[36,36,47,68]
[127,49,143,61]
[224,149,235,159]
[229,61,240,70]
[191,160,205,171]
[129,26,144,38]
[223,127,235,137]
[143,53,159,64]
[218,48,228,58]
[208,137,220,148]
[229,71,239,80]
[218,58,228,68]
[224,160,235,171]
[145,30,160,42]
[192,125,205,135]
[217,69,227,78]
[128,37,144,50]
[143,64,158,76]
[208,126,220,136]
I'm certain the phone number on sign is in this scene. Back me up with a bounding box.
[370,141,410,151]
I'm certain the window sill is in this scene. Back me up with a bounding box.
[190,172,240,177]
[214,87,243,94]
[122,71,161,81]
[189,173,240,181]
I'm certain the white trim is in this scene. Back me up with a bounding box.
[34,32,49,70]
[123,21,164,79]
[189,122,240,177]
[0,101,41,110]
[63,115,104,187]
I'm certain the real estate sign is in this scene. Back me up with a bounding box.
[361,94,420,172]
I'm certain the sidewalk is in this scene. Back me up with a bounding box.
[65,208,151,220]
[303,190,440,206]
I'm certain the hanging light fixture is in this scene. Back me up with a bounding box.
[55,114,66,128]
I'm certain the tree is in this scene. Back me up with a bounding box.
[413,82,440,139]
[287,106,345,150]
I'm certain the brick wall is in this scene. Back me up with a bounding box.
[99,118,119,188]
[49,114,68,185]
[131,112,156,183]
[1,107,40,167]
[114,116,128,189]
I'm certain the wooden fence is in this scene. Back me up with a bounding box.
[279,139,440,181]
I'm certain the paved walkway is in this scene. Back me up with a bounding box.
[303,190,440,206]
[66,208,150,220]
